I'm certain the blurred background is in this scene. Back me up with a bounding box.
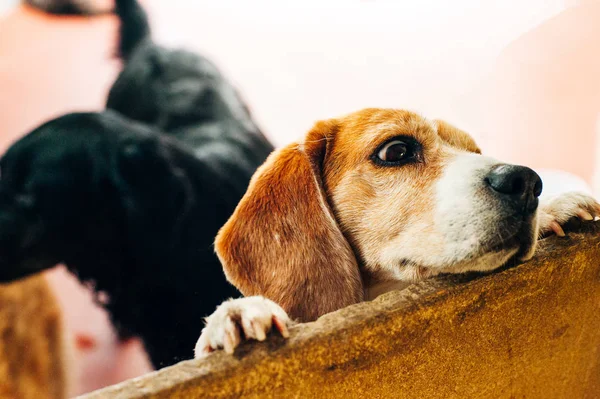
[0,0,598,395]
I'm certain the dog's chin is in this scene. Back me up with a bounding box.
[406,222,537,279]
[442,220,537,275]
[492,218,538,263]
[439,247,520,275]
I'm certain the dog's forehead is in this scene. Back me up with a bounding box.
[333,109,437,157]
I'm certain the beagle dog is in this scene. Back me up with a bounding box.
[195,108,600,356]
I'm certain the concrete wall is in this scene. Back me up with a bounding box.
[80,223,600,399]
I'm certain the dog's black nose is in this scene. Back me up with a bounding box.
[485,164,542,214]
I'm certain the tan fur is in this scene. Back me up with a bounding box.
[434,119,481,154]
[215,108,598,324]
[216,109,482,322]
[0,275,69,399]
[216,120,364,322]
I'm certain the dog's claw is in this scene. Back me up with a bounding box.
[255,321,268,341]
[273,315,290,338]
[223,317,240,354]
[577,209,594,221]
[549,221,566,237]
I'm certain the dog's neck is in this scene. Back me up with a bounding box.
[364,279,412,301]
[361,270,413,301]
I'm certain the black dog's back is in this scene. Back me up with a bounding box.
[108,0,272,162]
[107,0,274,226]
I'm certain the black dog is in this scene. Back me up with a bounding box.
[0,0,273,368]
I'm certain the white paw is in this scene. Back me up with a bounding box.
[194,296,291,358]
[537,191,600,237]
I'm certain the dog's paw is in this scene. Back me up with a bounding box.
[194,296,291,358]
[537,191,600,237]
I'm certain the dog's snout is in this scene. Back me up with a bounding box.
[485,165,542,213]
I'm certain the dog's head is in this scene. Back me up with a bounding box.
[0,111,193,284]
[216,108,542,321]
[0,114,105,281]
[106,45,255,133]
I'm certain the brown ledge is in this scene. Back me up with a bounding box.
[79,222,600,399]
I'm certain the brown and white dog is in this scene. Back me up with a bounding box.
[195,108,600,356]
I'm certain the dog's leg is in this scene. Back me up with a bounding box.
[537,191,600,237]
[194,296,291,358]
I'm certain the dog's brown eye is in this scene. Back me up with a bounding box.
[377,140,408,162]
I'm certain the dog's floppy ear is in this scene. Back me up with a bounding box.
[435,120,481,154]
[215,120,364,322]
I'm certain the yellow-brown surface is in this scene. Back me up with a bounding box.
[81,223,600,399]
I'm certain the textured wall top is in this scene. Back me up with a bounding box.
[80,223,600,399]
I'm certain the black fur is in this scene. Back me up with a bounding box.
[0,0,274,368]
[23,0,112,16]
[114,0,149,60]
